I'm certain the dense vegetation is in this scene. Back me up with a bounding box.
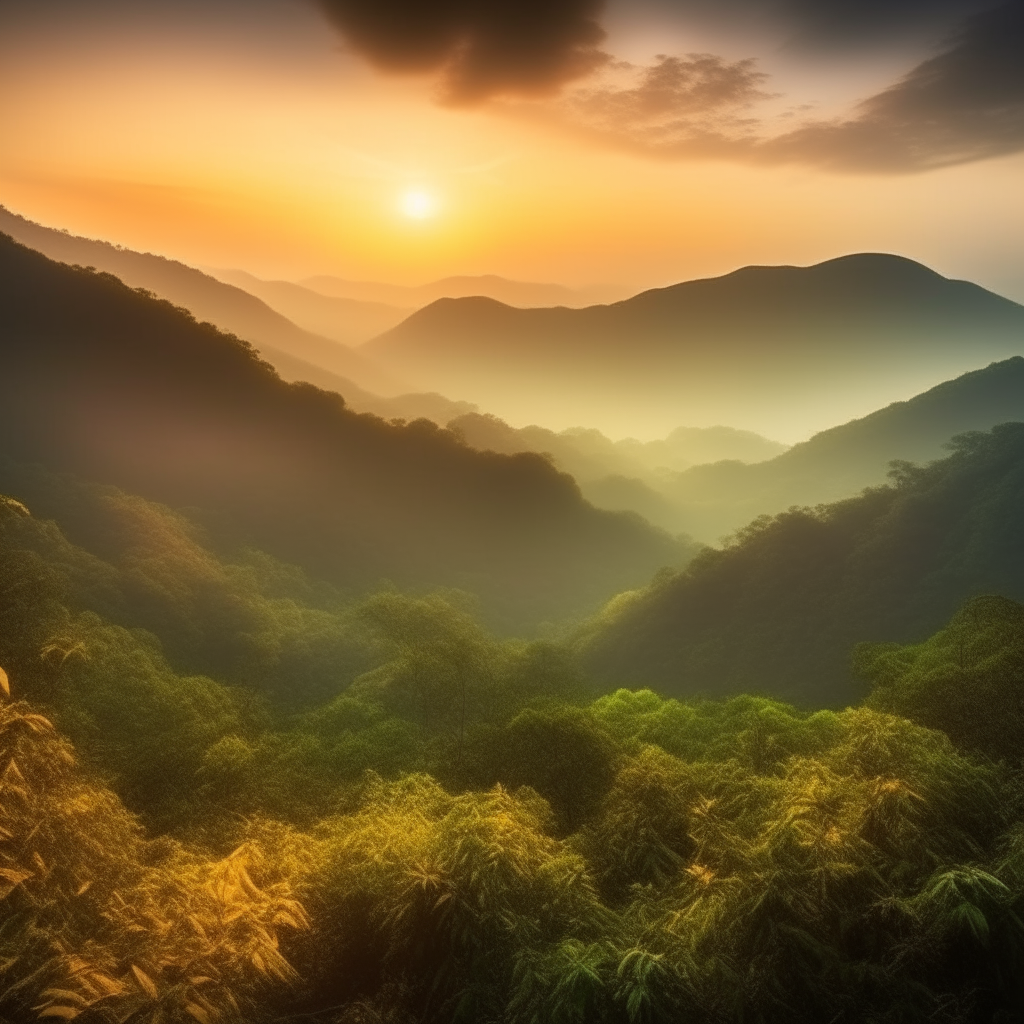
[583,422,1024,704]
[4,226,1024,1024]
[663,356,1024,540]
[2,479,1024,1023]
[0,232,687,633]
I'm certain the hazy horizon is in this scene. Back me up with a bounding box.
[2,0,1023,302]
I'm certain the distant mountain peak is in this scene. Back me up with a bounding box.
[364,251,1024,443]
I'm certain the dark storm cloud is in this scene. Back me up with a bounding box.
[556,1,1024,172]
[315,0,608,103]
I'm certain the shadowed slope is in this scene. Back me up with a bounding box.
[582,423,1024,704]
[0,205,401,395]
[0,233,687,630]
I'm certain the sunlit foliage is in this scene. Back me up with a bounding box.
[2,479,1024,1022]
[0,688,308,1024]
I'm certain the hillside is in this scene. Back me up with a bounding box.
[363,254,1024,439]
[0,205,401,395]
[663,356,1024,539]
[0,232,688,630]
[444,360,1024,540]
[581,422,1024,704]
[447,413,785,531]
[211,268,412,345]
[4,478,1022,1024]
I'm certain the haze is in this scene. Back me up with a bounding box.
[3,0,1024,441]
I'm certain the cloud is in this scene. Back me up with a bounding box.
[765,1,1024,170]
[571,53,772,128]
[641,0,993,50]
[548,1,1024,173]
[557,53,771,155]
[315,0,608,104]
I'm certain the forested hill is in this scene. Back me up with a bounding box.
[5,473,1024,1023]
[664,356,1024,539]
[0,233,687,630]
[581,422,1024,705]
[362,253,1024,436]
[0,205,398,395]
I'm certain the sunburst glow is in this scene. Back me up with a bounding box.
[400,189,437,219]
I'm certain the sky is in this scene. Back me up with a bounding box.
[1,0,1023,299]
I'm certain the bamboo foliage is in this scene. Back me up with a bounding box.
[4,471,1024,1024]
[0,668,309,1024]
[305,775,607,1023]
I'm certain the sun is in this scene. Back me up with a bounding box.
[400,189,438,220]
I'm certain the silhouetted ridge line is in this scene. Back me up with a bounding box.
[363,251,1024,441]
[0,204,401,395]
[0,232,687,631]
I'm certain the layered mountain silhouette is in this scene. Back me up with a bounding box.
[300,273,627,310]
[213,271,628,347]
[0,233,689,630]
[659,356,1024,540]
[364,254,1024,439]
[440,359,1024,540]
[447,413,785,531]
[0,205,401,397]
[580,421,1024,705]
[210,268,412,346]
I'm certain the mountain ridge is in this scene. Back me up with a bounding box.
[581,421,1024,704]
[0,231,688,630]
[662,355,1024,539]
[362,253,1024,439]
[301,272,628,309]
[0,205,402,396]
[209,268,412,346]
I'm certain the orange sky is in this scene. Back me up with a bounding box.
[2,0,1023,299]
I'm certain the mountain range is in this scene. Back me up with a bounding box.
[444,359,1024,539]
[299,273,628,310]
[364,254,1024,439]
[207,270,629,348]
[5,216,1024,709]
[447,414,787,531]
[0,231,688,631]
[209,268,413,347]
[0,205,401,397]
[658,356,1024,540]
[580,419,1024,705]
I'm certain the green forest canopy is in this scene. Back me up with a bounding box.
[2,451,1024,1023]
[581,423,1024,705]
[4,227,1024,1023]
